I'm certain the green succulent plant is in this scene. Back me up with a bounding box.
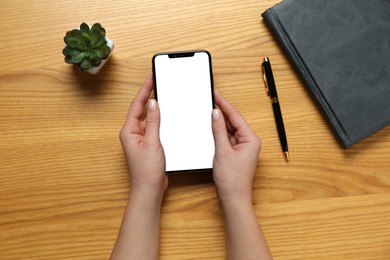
[63,22,111,71]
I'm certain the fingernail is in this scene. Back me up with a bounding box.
[212,109,221,120]
[149,99,157,111]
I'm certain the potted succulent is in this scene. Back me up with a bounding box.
[62,22,114,74]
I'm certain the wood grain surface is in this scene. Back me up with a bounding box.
[1,0,389,259]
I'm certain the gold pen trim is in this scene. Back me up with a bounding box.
[284,151,289,162]
[262,63,270,96]
[271,97,279,104]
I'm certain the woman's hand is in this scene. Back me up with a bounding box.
[119,74,168,200]
[113,75,168,260]
[211,91,271,260]
[211,91,262,205]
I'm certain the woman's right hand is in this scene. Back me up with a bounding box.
[211,91,262,205]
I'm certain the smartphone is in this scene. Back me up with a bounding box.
[152,50,215,173]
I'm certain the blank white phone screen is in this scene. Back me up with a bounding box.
[154,52,215,172]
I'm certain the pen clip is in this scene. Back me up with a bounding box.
[262,65,270,96]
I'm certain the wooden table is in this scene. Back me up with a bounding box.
[1,1,389,259]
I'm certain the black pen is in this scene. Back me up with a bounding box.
[262,57,289,161]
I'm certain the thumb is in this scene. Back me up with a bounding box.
[212,108,231,152]
[144,99,161,143]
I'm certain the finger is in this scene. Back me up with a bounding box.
[212,108,231,151]
[144,99,161,143]
[124,74,154,128]
[214,91,253,137]
[225,116,235,135]
[214,91,235,134]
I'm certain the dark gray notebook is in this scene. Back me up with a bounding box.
[262,0,390,148]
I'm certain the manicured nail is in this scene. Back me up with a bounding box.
[149,99,157,111]
[212,109,221,120]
